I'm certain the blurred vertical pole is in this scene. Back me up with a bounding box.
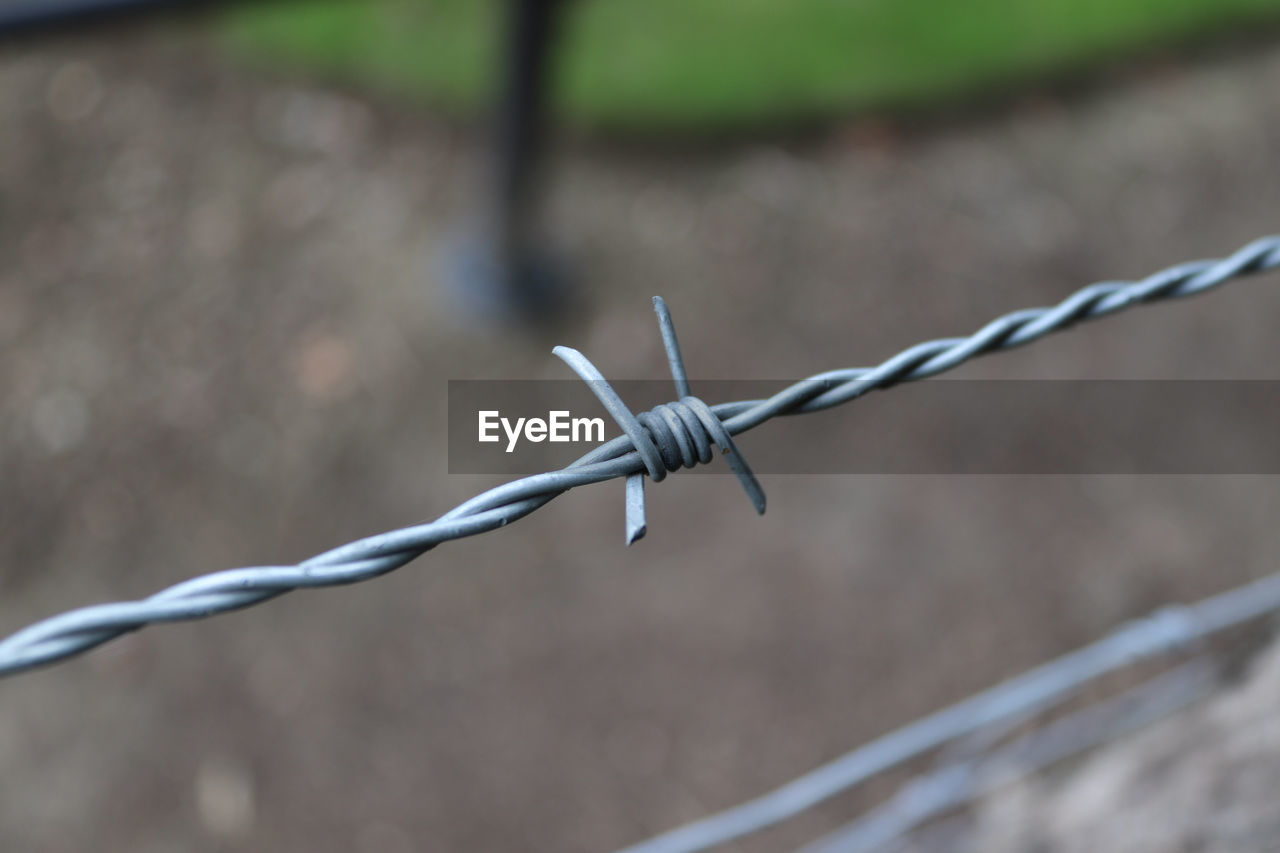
[495,0,560,299]
[447,0,569,321]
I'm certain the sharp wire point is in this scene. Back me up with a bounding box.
[653,295,692,399]
[625,474,647,545]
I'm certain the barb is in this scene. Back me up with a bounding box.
[0,234,1277,679]
[553,296,765,544]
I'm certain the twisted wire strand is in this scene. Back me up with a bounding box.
[1,234,1278,679]
[624,572,1280,853]
[795,660,1218,853]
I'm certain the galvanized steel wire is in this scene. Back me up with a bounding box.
[626,571,1280,853]
[795,659,1219,853]
[1,234,1278,681]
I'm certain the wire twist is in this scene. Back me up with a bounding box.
[553,297,765,544]
[0,235,1278,677]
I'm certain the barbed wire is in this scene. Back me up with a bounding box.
[1,234,1277,681]
[796,658,1219,853]
[624,570,1280,853]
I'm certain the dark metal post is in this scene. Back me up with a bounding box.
[445,0,570,321]
[494,0,559,279]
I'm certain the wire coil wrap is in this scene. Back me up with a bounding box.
[635,400,719,476]
[553,297,766,544]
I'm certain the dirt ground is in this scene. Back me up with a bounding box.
[2,24,1280,853]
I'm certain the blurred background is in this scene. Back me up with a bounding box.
[3,1,1280,851]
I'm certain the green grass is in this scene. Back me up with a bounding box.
[223,0,1280,132]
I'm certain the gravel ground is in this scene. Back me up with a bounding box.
[2,25,1280,853]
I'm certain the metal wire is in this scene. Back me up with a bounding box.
[555,296,766,545]
[795,659,1219,853]
[1,233,1277,682]
[622,570,1280,853]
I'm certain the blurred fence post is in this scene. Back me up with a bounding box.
[445,0,570,321]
